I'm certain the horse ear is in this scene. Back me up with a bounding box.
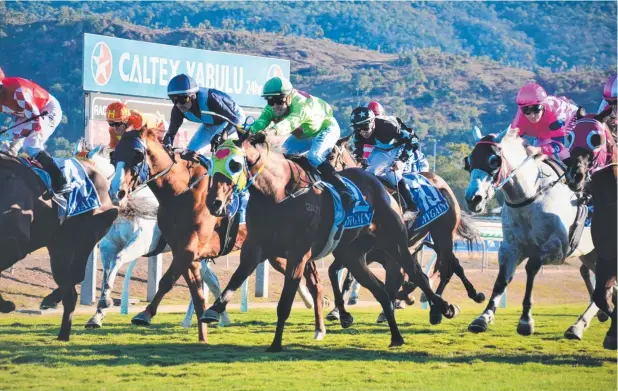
[594,106,612,124]
[493,126,512,144]
[576,106,587,120]
[472,126,483,143]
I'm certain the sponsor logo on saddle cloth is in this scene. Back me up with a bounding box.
[402,173,449,230]
[18,157,101,220]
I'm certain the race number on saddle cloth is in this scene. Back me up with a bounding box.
[401,172,449,230]
[17,156,101,221]
[211,140,372,260]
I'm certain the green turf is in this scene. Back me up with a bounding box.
[0,304,615,391]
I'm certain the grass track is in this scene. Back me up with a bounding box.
[0,304,615,391]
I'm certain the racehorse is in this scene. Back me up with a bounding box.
[108,128,322,343]
[464,126,597,337]
[201,132,459,352]
[565,115,617,350]
[328,139,483,326]
[0,151,118,340]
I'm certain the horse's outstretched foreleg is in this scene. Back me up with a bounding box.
[184,261,208,343]
[469,242,521,334]
[202,241,264,324]
[517,257,542,336]
[40,287,62,310]
[200,260,231,327]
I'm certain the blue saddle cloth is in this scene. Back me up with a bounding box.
[402,172,450,230]
[19,157,101,220]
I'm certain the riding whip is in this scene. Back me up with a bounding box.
[0,111,48,136]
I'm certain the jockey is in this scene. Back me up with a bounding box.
[163,74,245,162]
[597,74,617,142]
[249,76,354,209]
[350,106,418,219]
[510,82,580,162]
[106,102,166,149]
[0,67,71,194]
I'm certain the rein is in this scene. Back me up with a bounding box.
[129,138,175,196]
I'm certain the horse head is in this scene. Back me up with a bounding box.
[463,126,520,213]
[206,132,266,217]
[108,129,152,206]
[566,115,615,192]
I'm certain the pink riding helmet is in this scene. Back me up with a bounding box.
[516,83,548,106]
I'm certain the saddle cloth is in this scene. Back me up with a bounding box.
[19,156,101,220]
[402,172,450,230]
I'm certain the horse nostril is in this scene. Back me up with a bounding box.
[573,172,584,183]
[471,195,482,204]
[118,190,126,200]
[212,199,223,211]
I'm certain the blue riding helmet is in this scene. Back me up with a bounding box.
[167,74,199,96]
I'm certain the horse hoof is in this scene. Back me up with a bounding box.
[325,308,340,322]
[389,337,405,348]
[266,345,282,353]
[473,293,486,303]
[39,298,57,310]
[468,317,489,333]
[85,315,103,329]
[376,312,387,324]
[517,320,535,336]
[404,295,416,306]
[314,330,326,341]
[0,300,16,313]
[394,300,406,310]
[131,312,152,326]
[564,325,583,340]
[340,312,355,329]
[598,311,609,323]
[200,309,220,325]
[603,335,617,350]
[445,304,460,319]
[429,312,443,325]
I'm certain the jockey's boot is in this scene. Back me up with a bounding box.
[397,178,418,221]
[35,150,71,194]
[317,162,354,210]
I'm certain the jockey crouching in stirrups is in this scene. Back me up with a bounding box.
[162,74,249,222]
[249,76,354,209]
[106,101,166,149]
[0,66,70,194]
[350,106,419,221]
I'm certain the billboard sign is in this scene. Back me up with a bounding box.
[83,33,290,108]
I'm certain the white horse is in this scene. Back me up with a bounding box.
[463,126,598,338]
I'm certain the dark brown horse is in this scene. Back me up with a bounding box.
[202,133,459,352]
[328,140,483,326]
[0,152,118,340]
[108,128,324,343]
[565,114,617,350]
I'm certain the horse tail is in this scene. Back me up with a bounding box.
[142,235,168,258]
[456,211,481,252]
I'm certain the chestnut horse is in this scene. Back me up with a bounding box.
[202,133,459,352]
[108,128,324,343]
[565,114,617,350]
[0,152,118,340]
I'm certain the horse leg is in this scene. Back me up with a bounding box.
[40,287,63,310]
[269,257,313,309]
[85,241,123,329]
[377,260,403,324]
[565,301,600,340]
[202,243,264,324]
[580,261,610,323]
[326,258,352,327]
[57,286,78,341]
[201,260,231,327]
[517,258,542,336]
[469,243,521,333]
[338,247,405,347]
[267,251,309,352]
[592,257,617,350]
[131,250,190,326]
[303,261,326,340]
[184,261,208,343]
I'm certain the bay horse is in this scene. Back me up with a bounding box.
[328,139,483,326]
[108,128,323,343]
[0,152,118,340]
[202,132,459,352]
[464,126,597,337]
[565,114,617,350]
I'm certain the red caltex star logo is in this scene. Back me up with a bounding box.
[91,42,113,86]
